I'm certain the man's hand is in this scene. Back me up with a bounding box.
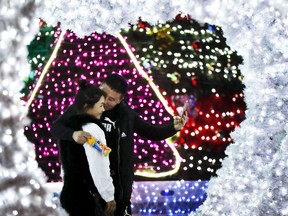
[72,130,91,144]
[173,111,188,131]
[105,200,116,214]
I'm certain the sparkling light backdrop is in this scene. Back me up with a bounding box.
[1,0,288,215]
[0,1,66,215]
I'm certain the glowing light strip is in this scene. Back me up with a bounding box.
[134,135,183,178]
[25,30,66,108]
[117,32,182,178]
[117,32,174,116]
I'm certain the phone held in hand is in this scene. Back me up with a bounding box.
[181,101,188,117]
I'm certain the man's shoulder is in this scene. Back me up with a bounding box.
[119,101,140,119]
[119,101,134,112]
[102,101,136,120]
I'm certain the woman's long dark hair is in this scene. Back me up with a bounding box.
[73,80,106,113]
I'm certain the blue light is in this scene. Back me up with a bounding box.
[131,180,208,215]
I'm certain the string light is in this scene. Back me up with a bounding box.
[25,30,66,108]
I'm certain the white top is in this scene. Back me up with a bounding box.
[82,123,115,202]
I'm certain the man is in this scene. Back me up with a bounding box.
[51,74,187,215]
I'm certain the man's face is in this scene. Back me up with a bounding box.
[100,83,122,111]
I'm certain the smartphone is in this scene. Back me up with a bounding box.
[181,101,188,117]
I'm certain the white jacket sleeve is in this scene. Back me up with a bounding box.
[82,123,115,202]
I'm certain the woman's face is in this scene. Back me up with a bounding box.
[86,96,105,119]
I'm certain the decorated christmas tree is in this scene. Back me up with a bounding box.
[21,20,58,100]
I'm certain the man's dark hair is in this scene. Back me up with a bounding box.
[102,73,128,96]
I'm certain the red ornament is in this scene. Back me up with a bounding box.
[175,13,192,21]
[192,40,200,51]
[191,77,198,86]
[39,19,46,28]
[137,17,149,29]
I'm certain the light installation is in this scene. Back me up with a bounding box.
[22,15,246,182]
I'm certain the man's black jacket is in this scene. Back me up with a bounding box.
[51,101,177,203]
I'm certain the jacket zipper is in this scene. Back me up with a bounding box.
[117,126,124,201]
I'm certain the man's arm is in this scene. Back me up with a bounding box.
[50,105,76,142]
[134,114,178,141]
[124,99,187,140]
[50,105,91,144]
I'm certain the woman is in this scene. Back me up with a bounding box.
[59,80,116,216]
